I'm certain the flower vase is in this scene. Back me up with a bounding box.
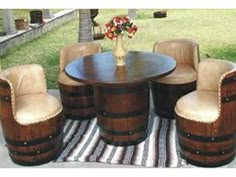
[113,34,126,66]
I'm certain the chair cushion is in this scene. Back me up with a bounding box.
[175,91,219,123]
[156,64,197,84]
[58,72,84,86]
[59,42,102,73]
[153,39,199,71]
[0,64,47,97]
[15,93,62,125]
[197,59,236,92]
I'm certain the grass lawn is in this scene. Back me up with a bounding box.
[1,9,236,89]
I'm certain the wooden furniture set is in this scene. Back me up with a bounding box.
[0,40,235,167]
[65,51,176,146]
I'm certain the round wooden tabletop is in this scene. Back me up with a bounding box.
[65,51,176,86]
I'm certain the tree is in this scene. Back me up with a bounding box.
[78,9,93,42]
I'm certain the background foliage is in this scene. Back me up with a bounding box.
[1,9,236,88]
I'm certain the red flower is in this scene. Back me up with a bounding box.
[133,25,138,32]
[128,28,133,33]
[104,16,138,40]
[114,16,122,23]
[105,32,113,40]
[105,23,111,28]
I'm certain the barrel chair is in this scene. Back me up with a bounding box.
[150,39,199,119]
[58,42,102,120]
[175,59,236,167]
[0,64,63,166]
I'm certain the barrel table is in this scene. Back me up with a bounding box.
[65,51,176,146]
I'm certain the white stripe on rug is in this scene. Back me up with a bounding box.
[131,141,145,166]
[63,120,79,143]
[168,120,178,167]
[98,145,116,163]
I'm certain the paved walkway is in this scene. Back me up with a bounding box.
[0,10,77,56]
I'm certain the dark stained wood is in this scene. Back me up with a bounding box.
[58,42,102,121]
[151,81,196,119]
[65,51,176,86]
[65,51,176,146]
[0,79,63,166]
[176,70,236,167]
[58,82,96,120]
[94,82,149,146]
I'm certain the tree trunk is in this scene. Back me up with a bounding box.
[128,9,137,19]
[78,9,93,42]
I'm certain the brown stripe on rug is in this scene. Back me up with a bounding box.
[56,115,185,167]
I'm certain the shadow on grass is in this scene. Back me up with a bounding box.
[204,45,236,62]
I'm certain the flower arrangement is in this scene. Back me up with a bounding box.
[105,16,138,40]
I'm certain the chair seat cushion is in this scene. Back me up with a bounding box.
[58,71,84,86]
[157,64,197,84]
[15,93,62,125]
[175,91,219,123]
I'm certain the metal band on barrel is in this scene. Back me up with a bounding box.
[96,107,148,119]
[98,123,147,136]
[96,83,148,95]
[177,128,236,142]
[222,75,236,85]
[5,130,62,146]
[101,133,147,146]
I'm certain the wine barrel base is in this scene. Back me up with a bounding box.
[64,113,96,120]
[151,81,196,119]
[176,120,236,167]
[8,142,63,166]
[59,82,95,120]
[181,153,235,167]
[5,123,63,166]
[10,152,60,166]
[178,136,236,167]
[101,133,147,146]
[94,82,150,146]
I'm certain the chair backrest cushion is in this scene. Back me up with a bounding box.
[197,59,236,92]
[0,64,47,97]
[153,39,199,71]
[59,42,102,73]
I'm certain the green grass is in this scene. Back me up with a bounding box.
[1,9,236,88]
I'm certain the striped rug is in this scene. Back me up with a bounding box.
[56,113,184,167]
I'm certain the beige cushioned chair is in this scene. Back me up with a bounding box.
[150,39,199,119]
[58,42,102,120]
[175,59,236,167]
[0,64,63,166]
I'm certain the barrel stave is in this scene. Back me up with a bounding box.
[94,82,149,146]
